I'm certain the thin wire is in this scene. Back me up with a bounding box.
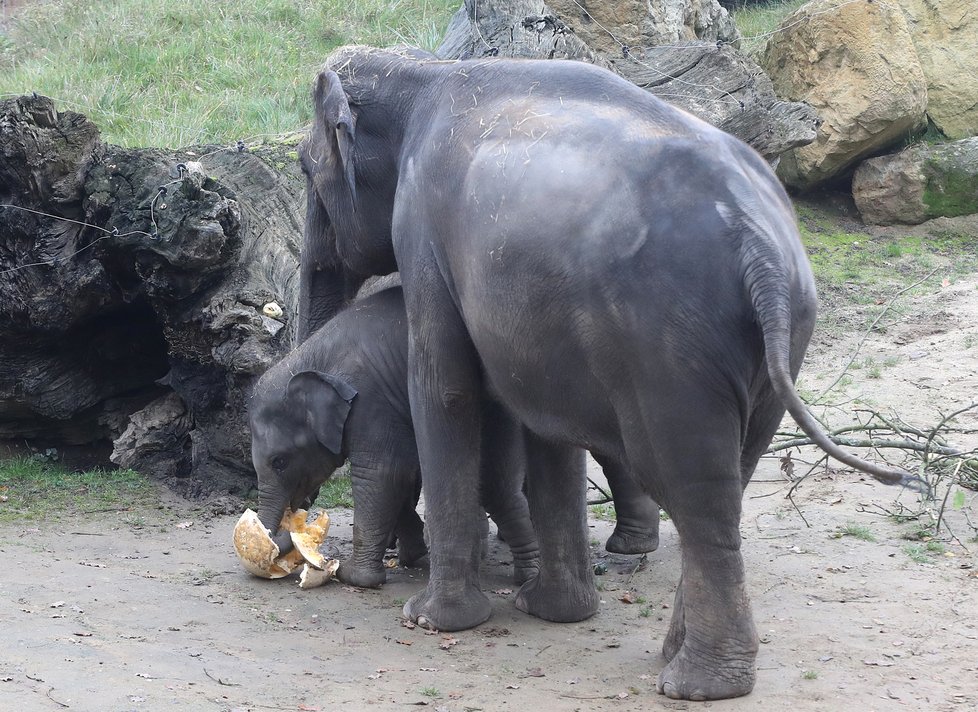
[0,232,115,275]
[0,192,174,276]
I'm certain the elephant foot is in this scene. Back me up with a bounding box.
[656,643,756,701]
[513,558,539,586]
[397,538,428,568]
[605,525,659,555]
[337,561,386,588]
[515,571,598,623]
[403,582,491,632]
[399,550,429,569]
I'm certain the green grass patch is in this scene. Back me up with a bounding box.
[590,502,617,521]
[0,457,157,522]
[796,204,978,307]
[0,0,458,147]
[902,543,930,564]
[318,473,354,509]
[730,0,809,59]
[831,522,876,542]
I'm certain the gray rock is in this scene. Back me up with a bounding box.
[852,137,978,225]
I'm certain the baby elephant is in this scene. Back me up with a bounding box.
[249,286,540,588]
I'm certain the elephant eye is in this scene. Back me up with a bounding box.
[271,455,289,471]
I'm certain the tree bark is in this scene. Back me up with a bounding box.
[0,94,302,495]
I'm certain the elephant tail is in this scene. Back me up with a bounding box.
[733,186,928,494]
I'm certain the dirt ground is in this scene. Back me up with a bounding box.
[2,217,978,711]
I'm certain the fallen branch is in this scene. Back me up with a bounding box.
[769,435,965,457]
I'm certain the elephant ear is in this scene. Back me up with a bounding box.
[286,371,358,455]
[315,70,357,205]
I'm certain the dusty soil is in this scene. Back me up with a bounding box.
[2,213,978,711]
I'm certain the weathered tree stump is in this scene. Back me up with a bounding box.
[0,94,302,495]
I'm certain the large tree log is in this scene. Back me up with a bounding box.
[437,0,819,160]
[0,94,301,495]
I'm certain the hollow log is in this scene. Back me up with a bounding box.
[0,94,301,495]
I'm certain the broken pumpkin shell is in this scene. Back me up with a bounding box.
[298,559,340,590]
[233,508,330,579]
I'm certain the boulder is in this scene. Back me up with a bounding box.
[852,137,978,225]
[762,0,928,190]
[896,0,978,139]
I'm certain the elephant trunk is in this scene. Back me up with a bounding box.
[296,189,366,342]
[257,485,294,555]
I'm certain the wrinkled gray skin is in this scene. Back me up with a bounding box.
[298,46,915,700]
[250,286,541,588]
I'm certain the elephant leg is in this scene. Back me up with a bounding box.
[337,463,408,588]
[515,435,598,623]
[394,484,427,568]
[480,401,539,585]
[642,401,757,701]
[657,492,757,701]
[594,453,660,555]
[661,390,785,669]
[402,273,491,631]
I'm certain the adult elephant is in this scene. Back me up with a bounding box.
[298,46,917,700]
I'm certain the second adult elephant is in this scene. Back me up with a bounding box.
[297,47,917,700]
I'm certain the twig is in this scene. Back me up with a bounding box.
[45,687,70,708]
[586,477,612,506]
[935,460,964,535]
[623,553,648,588]
[814,268,938,403]
[924,403,978,468]
[769,436,963,457]
[203,668,240,686]
[782,455,828,528]
[786,488,810,528]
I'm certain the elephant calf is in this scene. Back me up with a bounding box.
[249,285,541,587]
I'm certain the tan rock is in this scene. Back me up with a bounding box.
[762,0,928,190]
[896,0,978,139]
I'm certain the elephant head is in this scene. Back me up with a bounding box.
[296,47,432,340]
[249,370,357,553]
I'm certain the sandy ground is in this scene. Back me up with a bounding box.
[2,253,978,711]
